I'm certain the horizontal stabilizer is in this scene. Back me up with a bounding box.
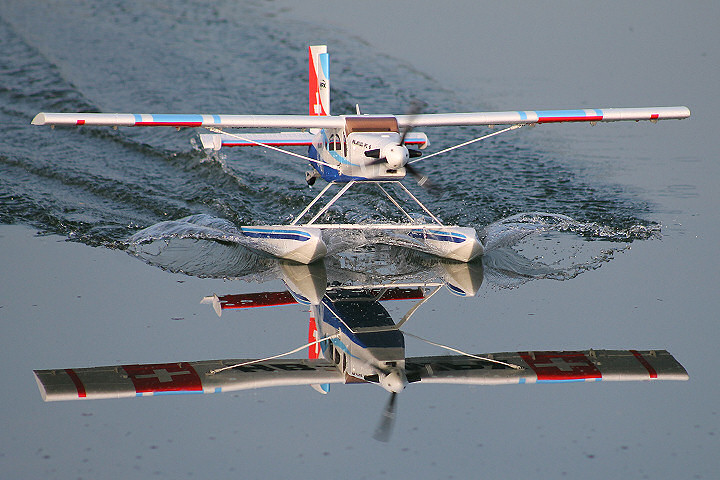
[199,132,315,150]
[206,291,298,311]
[400,132,429,148]
[34,359,344,402]
[407,349,688,385]
[204,287,426,314]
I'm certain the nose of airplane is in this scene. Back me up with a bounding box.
[380,367,408,393]
[383,144,409,169]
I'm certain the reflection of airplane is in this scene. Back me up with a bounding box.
[32,45,690,264]
[34,262,687,441]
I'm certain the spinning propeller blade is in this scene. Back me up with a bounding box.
[373,392,398,442]
[365,100,440,194]
[405,163,440,195]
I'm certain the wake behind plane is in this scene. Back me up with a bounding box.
[31,45,690,264]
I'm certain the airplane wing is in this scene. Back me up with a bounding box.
[33,359,344,402]
[31,113,345,129]
[397,106,691,127]
[31,106,689,129]
[406,349,688,385]
[34,349,687,401]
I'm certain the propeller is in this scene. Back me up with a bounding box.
[373,392,398,442]
[364,100,440,195]
[372,366,409,442]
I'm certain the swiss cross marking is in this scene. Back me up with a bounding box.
[520,351,602,381]
[123,362,203,393]
[135,368,191,383]
[308,317,323,360]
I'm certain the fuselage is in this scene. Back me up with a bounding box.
[307,116,427,183]
[312,289,408,392]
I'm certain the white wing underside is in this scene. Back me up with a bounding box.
[34,349,687,401]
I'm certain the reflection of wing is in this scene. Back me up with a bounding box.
[34,359,344,402]
[31,107,689,129]
[407,350,688,385]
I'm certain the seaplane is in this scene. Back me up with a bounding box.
[34,261,688,441]
[31,45,690,264]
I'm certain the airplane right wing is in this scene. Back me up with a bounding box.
[406,349,688,385]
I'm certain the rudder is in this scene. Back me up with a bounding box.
[308,45,330,116]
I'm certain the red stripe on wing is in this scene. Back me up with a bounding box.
[630,350,658,379]
[64,369,87,398]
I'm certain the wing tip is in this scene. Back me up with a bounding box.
[32,370,50,402]
[31,113,46,125]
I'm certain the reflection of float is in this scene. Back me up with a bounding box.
[34,260,687,441]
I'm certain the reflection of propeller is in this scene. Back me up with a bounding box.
[366,320,523,443]
[373,392,398,442]
[365,100,440,195]
[373,365,409,442]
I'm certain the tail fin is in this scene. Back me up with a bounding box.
[308,311,330,394]
[308,314,321,360]
[309,45,330,116]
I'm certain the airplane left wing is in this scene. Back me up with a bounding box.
[33,359,344,402]
[406,349,688,385]
[398,106,690,127]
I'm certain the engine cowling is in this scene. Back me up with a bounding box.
[382,144,409,169]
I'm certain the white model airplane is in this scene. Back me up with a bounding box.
[32,45,690,264]
[34,261,688,441]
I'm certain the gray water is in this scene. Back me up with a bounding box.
[1,1,718,479]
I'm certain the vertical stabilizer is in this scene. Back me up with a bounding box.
[309,311,330,394]
[309,45,330,116]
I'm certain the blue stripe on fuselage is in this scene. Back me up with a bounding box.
[308,144,365,183]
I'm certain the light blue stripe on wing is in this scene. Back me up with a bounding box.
[149,114,204,124]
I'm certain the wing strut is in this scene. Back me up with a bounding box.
[208,334,340,375]
[204,127,336,169]
[403,331,525,370]
[409,124,525,165]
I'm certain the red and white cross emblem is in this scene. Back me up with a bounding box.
[519,351,602,381]
[123,362,203,393]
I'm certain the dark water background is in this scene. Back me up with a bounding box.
[0,0,656,257]
[1,1,718,479]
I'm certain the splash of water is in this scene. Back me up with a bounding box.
[126,210,648,288]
